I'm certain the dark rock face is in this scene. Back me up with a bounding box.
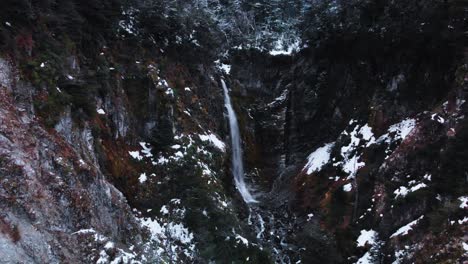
[0,0,467,263]
[0,85,141,263]
[226,1,467,261]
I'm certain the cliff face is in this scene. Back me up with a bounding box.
[0,0,467,263]
[227,1,468,261]
[0,59,141,262]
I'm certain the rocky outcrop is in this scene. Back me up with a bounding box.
[229,5,468,262]
[0,75,142,263]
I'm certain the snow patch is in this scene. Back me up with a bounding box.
[459,196,468,209]
[336,122,375,179]
[394,183,427,199]
[343,183,353,192]
[199,134,226,151]
[270,38,300,56]
[384,118,416,142]
[235,234,249,246]
[390,215,424,238]
[138,173,147,183]
[357,230,378,247]
[129,151,143,161]
[431,114,445,124]
[303,142,335,174]
[268,89,289,107]
[355,251,374,264]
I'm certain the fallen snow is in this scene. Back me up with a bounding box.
[355,251,373,264]
[357,229,377,247]
[390,215,424,238]
[97,108,106,115]
[199,134,226,151]
[386,118,416,141]
[337,122,375,179]
[343,183,353,192]
[459,196,468,209]
[269,38,300,56]
[220,64,231,74]
[140,217,193,245]
[431,114,445,124]
[235,234,249,246]
[129,151,143,161]
[303,142,335,174]
[139,142,153,158]
[394,183,427,199]
[160,206,169,215]
[268,89,289,107]
[165,88,174,96]
[138,173,147,183]
[215,60,232,74]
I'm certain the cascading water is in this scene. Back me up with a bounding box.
[222,79,296,263]
[221,79,258,204]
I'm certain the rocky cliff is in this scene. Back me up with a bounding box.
[0,0,466,263]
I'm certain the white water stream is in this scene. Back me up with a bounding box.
[221,79,258,204]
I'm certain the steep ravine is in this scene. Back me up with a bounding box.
[0,0,467,263]
[228,38,468,263]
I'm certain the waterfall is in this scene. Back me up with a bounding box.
[221,79,258,204]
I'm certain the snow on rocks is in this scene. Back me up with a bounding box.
[138,203,196,262]
[129,142,153,161]
[269,37,300,56]
[139,142,153,158]
[431,114,445,124]
[343,183,353,192]
[214,60,232,75]
[458,196,468,209]
[119,8,137,36]
[303,142,335,174]
[357,230,378,247]
[165,87,174,96]
[138,173,148,183]
[268,89,289,108]
[72,228,140,264]
[355,251,373,264]
[390,215,424,238]
[235,234,250,246]
[129,151,143,161]
[301,118,417,180]
[393,180,428,199]
[198,133,226,151]
[336,121,376,179]
[457,217,468,225]
[355,234,383,264]
[378,118,416,144]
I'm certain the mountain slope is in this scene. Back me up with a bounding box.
[0,0,466,263]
